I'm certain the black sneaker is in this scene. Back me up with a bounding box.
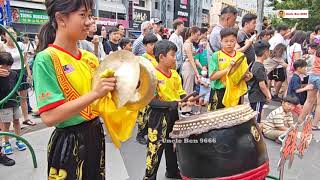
[136,135,148,145]
[165,171,182,179]
[0,153,15,166]
[181,112,194,118]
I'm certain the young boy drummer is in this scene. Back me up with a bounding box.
[144,40,190,179]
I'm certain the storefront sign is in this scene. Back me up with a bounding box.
[131,8,150,31]
[202,9,209,25]
[11,7,48,24]
[97,17,129,28]
[278,10,309,19]
[174,0,190,27]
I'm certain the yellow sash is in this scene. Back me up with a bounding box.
[47,48,99,120]
[222,54,249,107]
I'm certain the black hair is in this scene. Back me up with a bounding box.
[309,42,318,49]
[37,0,94,52]
[0,52,14,66]
[143,33,158,45]
[116,24,123,29]
[154,40,177,62]
[293,59,307,70]
[220,28,238,39]
[270,43,287,58]
[258,30,273,39]
[108,27,119,34]
[315,25,320,34]
[220,6,238,16]
[173,19,184,30]
[276,24,289,33]
[119,38,131,49]
[185,26,201,40]
[254,40,270,57]
[200,27,208,34]
[241,13,257,27]
[181,27,188,42]
[282,96,300,105]
[289,30,307,46]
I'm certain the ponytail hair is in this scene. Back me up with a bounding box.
[36,0,94,53]
[185,26,200,40]
[37,21,56,52]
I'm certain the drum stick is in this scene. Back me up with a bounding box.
[189,92,209,102]
[179,91,198,103]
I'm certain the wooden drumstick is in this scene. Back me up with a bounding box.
[189,92,209,102]
[179,91,198,103]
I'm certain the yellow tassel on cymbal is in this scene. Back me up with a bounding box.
[92,51,156,148]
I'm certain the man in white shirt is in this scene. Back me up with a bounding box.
[169,19,184,72]
[269,24,289,50]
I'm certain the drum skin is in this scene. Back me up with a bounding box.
[175,118,268,178]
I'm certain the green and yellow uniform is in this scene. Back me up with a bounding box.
[144,68,186,179]
[208,50,248,110]
[137,53,158,141]
[33,44,105,180]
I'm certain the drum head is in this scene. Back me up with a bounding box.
[170,104,257,139]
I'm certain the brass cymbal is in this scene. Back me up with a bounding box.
[92,50,156,110]
[125,56,157,111]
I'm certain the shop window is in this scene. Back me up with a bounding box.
[155,2,159,9]
[99,10,126,20]
[136,0,145,7]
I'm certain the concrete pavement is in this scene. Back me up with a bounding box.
[1,97,320,180]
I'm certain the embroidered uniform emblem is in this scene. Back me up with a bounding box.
[63,64,75,74]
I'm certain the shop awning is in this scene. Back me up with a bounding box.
[10,1,46,10]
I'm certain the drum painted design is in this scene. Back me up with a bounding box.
[170,104,269,178]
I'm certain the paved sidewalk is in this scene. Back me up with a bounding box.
[0,126,319,180]
[1,96,320,180]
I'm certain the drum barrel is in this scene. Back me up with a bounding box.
[175,118,268,178]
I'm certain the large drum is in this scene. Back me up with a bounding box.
[170,104,269,179]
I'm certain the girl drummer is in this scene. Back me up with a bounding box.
[33,0,116,179]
